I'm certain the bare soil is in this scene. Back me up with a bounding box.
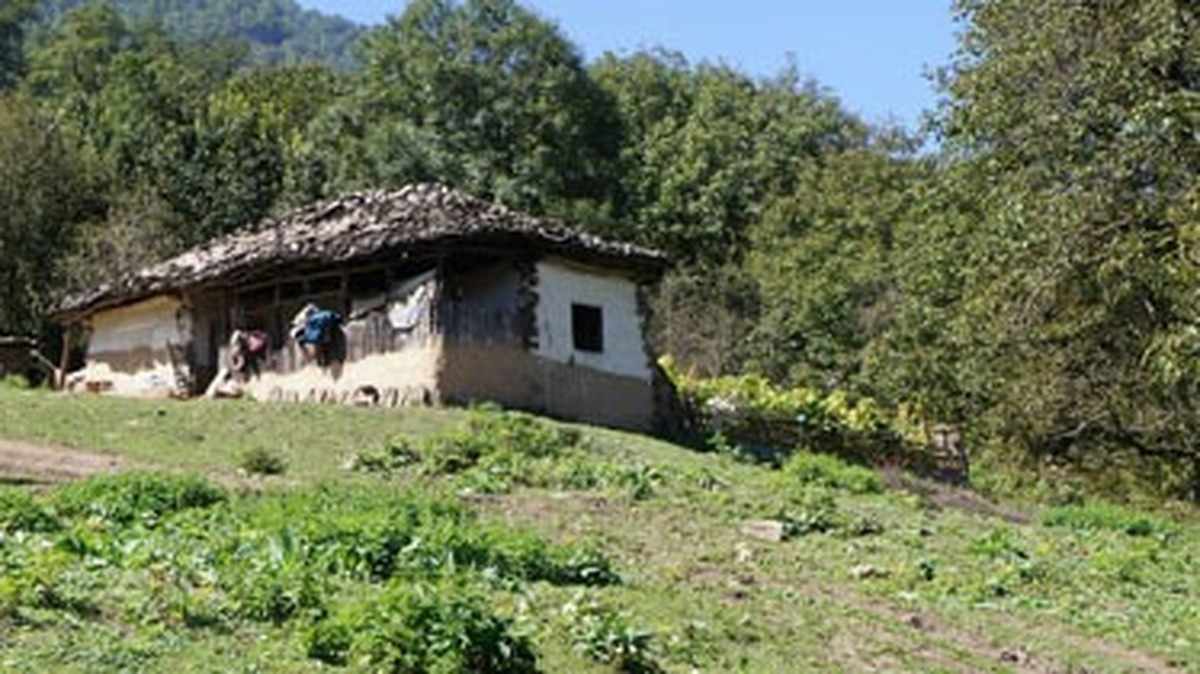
[0,438,124,484]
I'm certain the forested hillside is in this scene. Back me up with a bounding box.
[34,0,363,68]
[0,0,1196,504]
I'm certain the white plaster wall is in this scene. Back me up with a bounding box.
[534,259,651,382]
[88,296,190,355]
[75,295,192,397]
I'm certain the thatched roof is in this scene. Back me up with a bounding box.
[55,183,667,319]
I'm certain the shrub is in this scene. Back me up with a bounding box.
[52,472,227,525]
[778,488,843,536]
[239,448,287,476]
[780,451,882,494]
[350,409,588,485]
[314,579,538,673]
[0,487,61,533]
[564,593,659,673]
[1042,503,1179,537]
[305,619,354,666]
[351,438,421,474]
[0,374,31,390]
[663,359,917,469]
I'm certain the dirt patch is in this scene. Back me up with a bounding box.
[885,472,1032,524]
[0,438,125,484]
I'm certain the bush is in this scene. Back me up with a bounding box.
[239,448,287,476]
[777,488,843,537]
[314,579,537,673]
[1042,503,1179,537]
[351,409,587,486]
[781,451,882,494]
[564,593,659,673]
[0,487,61,533]
[52,472,227,525]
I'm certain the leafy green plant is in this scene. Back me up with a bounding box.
[781,450,882,494]
[564,593,660,673]
[778,488,843,537]
[1042,503,1180,538]
[0,487,61,533]
[239,447,287,476]
[659,360,950,479]
[314,579,538,673]
[52,472,227,526]
[351,408,589,490]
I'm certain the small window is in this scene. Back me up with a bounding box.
[571,304,604,353]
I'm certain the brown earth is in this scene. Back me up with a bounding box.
[0,438,125,484]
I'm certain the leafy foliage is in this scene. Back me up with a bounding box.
[665,359,920,470]
[0,487,61,533]
[0,472,630,669]
[903,0,1200,500]
[1042,504,1180,538]
[313,579,538,673]
[352,406,671,502]
[781,451,883,495]
[564,592,660,673]
[51,471,227,525]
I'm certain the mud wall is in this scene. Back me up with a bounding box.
[440,343,655,431]
[75,295,192,396]
[240,338,443,407]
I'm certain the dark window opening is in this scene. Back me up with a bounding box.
[571,304,604,353]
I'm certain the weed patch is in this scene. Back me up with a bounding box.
[352,407,676,501]
[781,450,883,494]
[1042,503,1180,537]
[52,472,226,526]
[0,473,625,670]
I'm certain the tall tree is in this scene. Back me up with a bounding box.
[0,96,101,333]
[593,52,863,267]
[26,6,293,251]
[316,0,620,214]
[934,0,1200,497]
[748,140,923,390]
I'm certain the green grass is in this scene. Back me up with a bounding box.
[0,387,1197,672]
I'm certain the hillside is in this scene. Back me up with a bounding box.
[0,388,1195,672]
[33,0,364,68]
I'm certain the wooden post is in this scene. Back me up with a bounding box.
[57,324,72,391]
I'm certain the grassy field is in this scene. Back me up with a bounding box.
[0,387,1197,672]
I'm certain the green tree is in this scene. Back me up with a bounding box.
[26,6,293,249]
[0,96,101,333]
[593,52,863,267]
[932,0,1200,498]
[317,0,620,214]
[748,140,923,390]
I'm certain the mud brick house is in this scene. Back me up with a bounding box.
[52,184,668,431]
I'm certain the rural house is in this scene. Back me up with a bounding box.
[52,184,669,431]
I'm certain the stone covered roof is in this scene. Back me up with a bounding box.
[55,183,667,319]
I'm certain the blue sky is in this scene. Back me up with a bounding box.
[297,1,959,130]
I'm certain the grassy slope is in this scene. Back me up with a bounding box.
[0,387,1197,673]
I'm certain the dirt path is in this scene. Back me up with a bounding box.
[0,438,125,484]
